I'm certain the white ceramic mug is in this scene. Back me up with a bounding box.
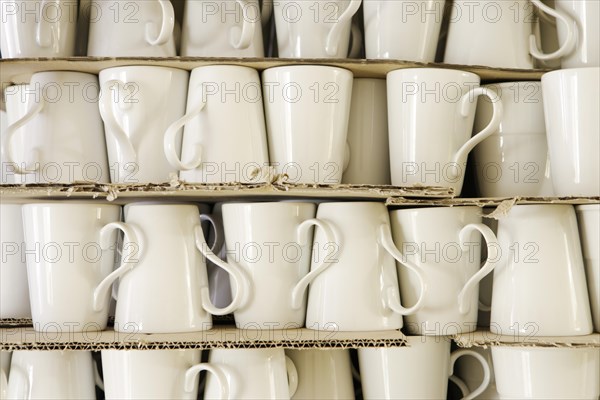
[99,66,188,184]
[363,0,445,61]
[263,65,353,184]
[492,346,600,399]
[273,0,362,58]
[3,72,109,184]
[5,351,96,399]
[342,78,390,185]
[453,346,501,400]
[0,0,77,58]
[101,349,228,400]
[491,204,593,336]
[473,81,553,197]
[0,351,11,398]
[111,203,246,333]
[22,203,136,332]
[552,0,599,68]
[358,336,491,400]
[163,65,269,184]
[444,0,576,68]
[181,0,264,56]
[205,348,298,399]
[576,204,600,332]
[542,67,599,197]
[198,202,335,329]
[1,110,8,183]
[0,202,31,319]
[387,68,503,195]
[390,206,499,335]
[305,202,426,331]
[285,349,354,399]
[87,0,176,56]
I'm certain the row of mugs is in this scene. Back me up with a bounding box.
[3,65,598,196]
[1,0,598,69]
[2,341,599,399]
[2,201,598,336]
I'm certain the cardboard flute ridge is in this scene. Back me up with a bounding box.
[0,327,407,351]
[453,330,600,349]
[0,181,455,202]
[385,196,600,208]
[0,57,548,88]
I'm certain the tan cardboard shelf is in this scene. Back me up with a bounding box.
[0,182,453,202]
[0,57,548,86]
[453,330,600,349]
[386,196,600,208]
[0,326,407,351]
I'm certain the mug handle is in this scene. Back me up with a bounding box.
[449,375,471,399]
[92,222,143,312]
[347,21,362,58]
[529,0,576,61]
[449,87,504,180]
[325,0,362,56]
[184,363,229,399]
[377,223,427,315]
[450,349,491,400]
[93,359,104,391]
[99,80,138,165]
[3,100,44,174]
[163,85,206,171]
[36,0,56,48]
[343,142,351,172]
[285,355,299,398]
[194,217,251,315]
[146,0,175,46]
[290,218,338,310]
[456,223,499,315]
[230,0,257,49]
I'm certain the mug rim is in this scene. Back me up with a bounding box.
[262,64,353,75]
[386,67,479,81]
[541,66,600,81]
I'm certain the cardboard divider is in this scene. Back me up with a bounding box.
[0,57,548,87]
[386,196,600,208]
[0,182,455,202]
[0,326,407,351]
[453,330,600,349]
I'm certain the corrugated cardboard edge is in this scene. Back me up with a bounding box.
[0,57,549,87]
[0,327,407,351]
[453,330,600,349]
[0,181,454,202]
[385,196,600,208]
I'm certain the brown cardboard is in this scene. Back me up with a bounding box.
[0,57,548,85]
[0,327,407,351]
[0,181,454,203]
[386,196,600,208]
[453,330,600,349]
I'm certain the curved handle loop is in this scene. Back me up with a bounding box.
[450,87,504,179]
[450,349,491,400]
[99,79,137,165]
[164,85,206,171]
[146,0,175,45]
[36,0,55,48]
[529,0,576,61]
[194,224,250,315]
[93,359,105,391]
[377,223,427,315]
[347,21,362,58]
[325,0,362,56]
[184,363,229,399]
[457,223,499,315]
[230,0,257,49]
[449,375,471,399]
[3,99,44,174]
[291,218,338,310]
[93,222,143,312]
[285,355,299,398]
